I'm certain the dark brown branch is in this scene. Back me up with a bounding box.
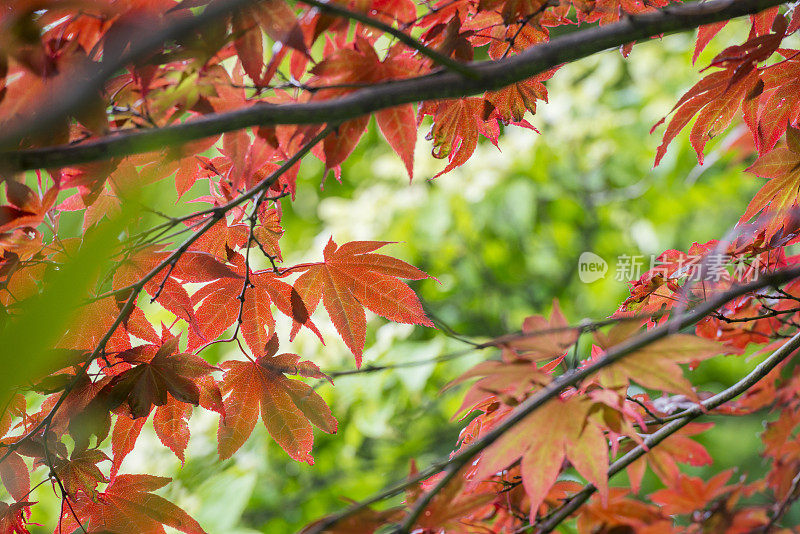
[322,347,475,380]
[754,469,800,533]
[0,0,787,171]
[712,307,800,323]
[626,395,666,425]
[529,329,800,534]
[306,266,800,534]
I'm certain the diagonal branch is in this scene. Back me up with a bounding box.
[0,0,787,171]
[305,266,800,534]
[529,329,800,534]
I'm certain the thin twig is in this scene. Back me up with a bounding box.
[752,469,800,533]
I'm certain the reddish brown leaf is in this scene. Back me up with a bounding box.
[154,396,193,463]
[650,470,736,516]
[217,341,337,463]
[474,396,609,517]
[593,327,724,398]
[0,453,28,503]
[741,130,800,237]
[323,117,370,180]
[110,413,146,478]
[60,474,206,534]
[507,300,577,361]
[101,334,216,418]
[0,501,34,534]
[291,238,433,366]
[51,449,109,500]
[376,105,417,181]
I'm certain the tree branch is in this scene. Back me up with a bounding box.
[1,0,787,171]
[529,329,800,534]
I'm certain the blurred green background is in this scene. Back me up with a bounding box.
[15,21,789,533]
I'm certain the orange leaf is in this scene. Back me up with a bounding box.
[593,330,724,399]
[291,238,433,366]
[376,105,417,181]
[154,397,193,464]
[650,470,735,516]
[474,396,608,517]
[0,501,34,534]
[60,474,206,534]
[110,414,146,477]
[52,449,109,500]
[741,134,800,237]
[217,339,337,462]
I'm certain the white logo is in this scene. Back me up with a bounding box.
[578,252,608,283]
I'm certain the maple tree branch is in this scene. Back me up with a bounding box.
[0,125,333,467]
[712,306,800,323]
[754,469,800,533]
[321,348,475,381]
[297,0,479,79]
[308,266,800,533]
[528,329,800,534]
[0,0,788,171]
[195,187,280,357]
[626,395,666,424]
[19,477,50,502]
[319,311,678,382]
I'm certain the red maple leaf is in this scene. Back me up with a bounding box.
[740,124,800,237]
[473,395,609,518]
[625,423,714,490]
[59,474,206,534]
[100,332,216,418]
[188,253,319,352]
[576,489,668,533]
[216,334,337,463]
[310,37,420,180]
[755,54,800,153]
[0,180,57,234]
[0,452,28,503]
[419,97,499,179]
[113,247,241,330]
[653,19,787,165]
[650,470,736,516]
[290,238,433,367]
[50,449,109,500]
[0,501,34,534]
